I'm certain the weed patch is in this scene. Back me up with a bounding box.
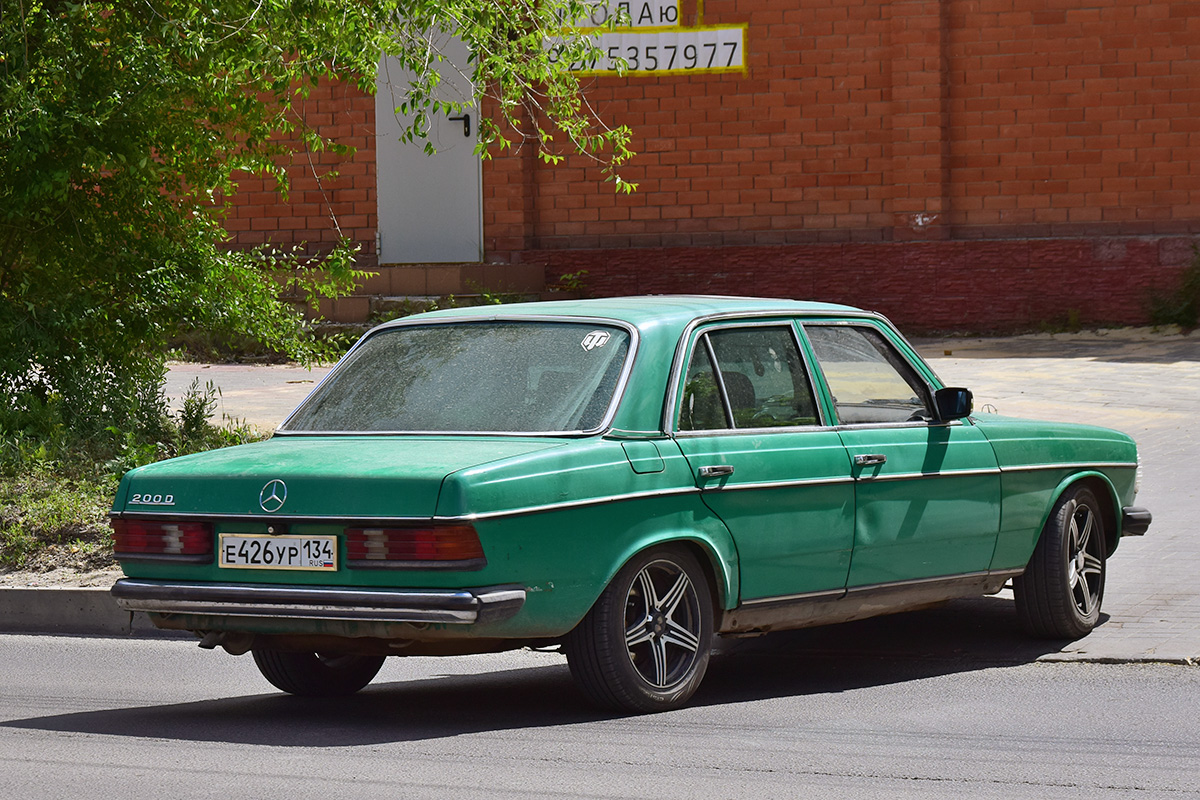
[0,380,266,572]
[1148,245,1200,330]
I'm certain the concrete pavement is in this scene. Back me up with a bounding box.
[162,361,332,432]
[4,327,1199,666]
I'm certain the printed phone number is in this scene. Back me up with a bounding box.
[548,28,746,75]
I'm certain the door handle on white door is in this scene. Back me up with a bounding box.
[448,113,471,137]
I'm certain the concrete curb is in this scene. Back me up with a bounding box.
[0,587,173,638]
[1037,653,1199,666]
[1036,652,1195,666]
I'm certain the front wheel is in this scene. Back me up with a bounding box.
[252,649,385,697]
[564,546,714,713]
[1014,485,1107,639]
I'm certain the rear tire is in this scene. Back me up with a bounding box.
[1014,485,1107,639]
[252,649,385,696]
[564,546,713,713]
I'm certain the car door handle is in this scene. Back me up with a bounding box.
[853,454,887,467]
[698,465,735,478]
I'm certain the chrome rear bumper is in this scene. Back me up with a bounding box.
[111,578,525,625]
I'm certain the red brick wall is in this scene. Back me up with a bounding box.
[484,0,1200,328]
[487,0,1200,252]
[529,236,1196,330]
[224,1,1200,329]
[223,79,378,268]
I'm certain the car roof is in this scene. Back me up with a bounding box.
[406,295,868,331]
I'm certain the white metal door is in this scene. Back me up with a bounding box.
[375,39,482,263]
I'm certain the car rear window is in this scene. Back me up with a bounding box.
[281,322,631,433]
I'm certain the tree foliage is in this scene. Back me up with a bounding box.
[0,0,631,440]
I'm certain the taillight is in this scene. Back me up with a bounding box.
[345,525,485,569]
[111,518,213,561]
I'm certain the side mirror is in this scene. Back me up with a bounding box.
[934,387,973,420]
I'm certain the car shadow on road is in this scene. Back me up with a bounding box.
[3,596,1086,746]
[696,595,1081,706]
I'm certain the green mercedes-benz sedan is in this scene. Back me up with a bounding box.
[110,296,1151,712]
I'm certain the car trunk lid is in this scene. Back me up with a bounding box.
[115,436,568,519]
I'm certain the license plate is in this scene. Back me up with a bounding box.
[218,534,337,571]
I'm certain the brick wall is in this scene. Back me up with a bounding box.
[225,0,1200,329]
[223,79,378,266]
[488,0,1200,253]
[489,0,1200,328]
[529,236,1196,330]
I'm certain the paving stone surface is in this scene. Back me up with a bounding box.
[915,329,1200,663]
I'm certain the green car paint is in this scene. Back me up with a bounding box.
[838,422,1002,586]
[676,429,856,600]
[111,296,1145,654]
[972,414,1138,569]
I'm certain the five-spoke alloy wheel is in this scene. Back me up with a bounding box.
[1014,485,1107,639]
[565,546,714,712]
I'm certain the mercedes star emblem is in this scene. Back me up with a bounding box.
[259,479,287,513]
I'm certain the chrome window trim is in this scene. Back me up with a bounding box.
[673,424,842,438]
[665,316,832,434]
[704,334,736,428]
[832,419,965,432]
[604,429,671,440]
[276,315,641,437]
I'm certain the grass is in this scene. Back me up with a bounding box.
[0,462,117,571]
[0,380,267,573]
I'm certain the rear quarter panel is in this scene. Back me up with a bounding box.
[438,437,740,637]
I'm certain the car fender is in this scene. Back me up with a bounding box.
[1035,470,1123,557]
[597,507,741,613]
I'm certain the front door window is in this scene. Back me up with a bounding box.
[804,325,931,425]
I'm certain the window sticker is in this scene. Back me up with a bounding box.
[581,330,612,351]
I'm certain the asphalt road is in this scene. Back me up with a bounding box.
[3,628,1199,799]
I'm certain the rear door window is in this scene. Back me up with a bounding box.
[679,325,820,431]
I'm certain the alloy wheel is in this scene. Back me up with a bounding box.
[622,559,704,689]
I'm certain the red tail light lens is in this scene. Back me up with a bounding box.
[111,519,213,559]
[345,525,485,569]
